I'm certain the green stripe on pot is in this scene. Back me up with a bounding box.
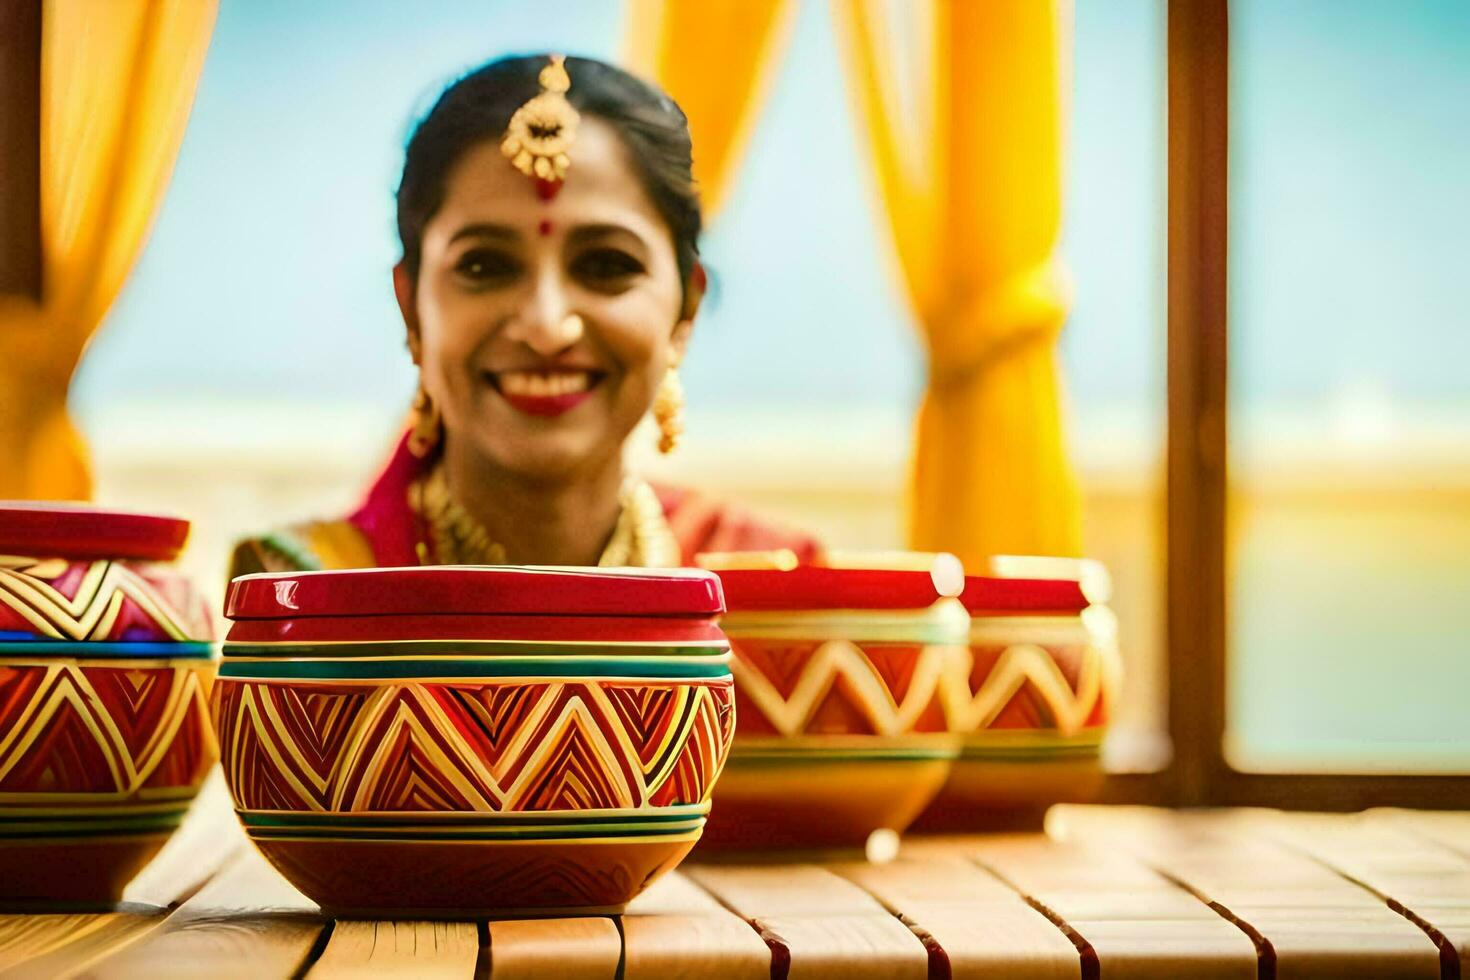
[958,744,1103,762]
[0,801,196,817]
[237,808,705,829]
[220,658,732,680]
[0,810,186,838]
[224,641,727,659]
[0,641,215,659]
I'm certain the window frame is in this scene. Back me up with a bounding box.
[0,0,41,299]
[1120,0,1470,810]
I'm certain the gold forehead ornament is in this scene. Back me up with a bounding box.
[501,55,580,186]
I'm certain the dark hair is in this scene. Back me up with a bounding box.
[396,54,702,291]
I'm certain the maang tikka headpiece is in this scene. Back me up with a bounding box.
[500,55,580,192]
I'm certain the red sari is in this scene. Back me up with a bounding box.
[229,434,821,576]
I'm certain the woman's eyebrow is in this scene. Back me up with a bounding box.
[566,223,646,247]
[448,223,520,245]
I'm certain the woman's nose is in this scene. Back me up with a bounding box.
[508,271,584,357]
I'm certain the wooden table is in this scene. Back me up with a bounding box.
[5,780,1470,979]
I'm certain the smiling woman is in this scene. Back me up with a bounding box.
[228,54,820,577]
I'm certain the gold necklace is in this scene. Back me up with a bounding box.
[409,464,680,567]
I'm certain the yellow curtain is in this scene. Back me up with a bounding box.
[623,0,796,217]
[0,0,217,500]
[833,0,1082,563]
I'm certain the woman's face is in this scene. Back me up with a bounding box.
[401,116,694,482]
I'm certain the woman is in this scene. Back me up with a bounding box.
[231,54,818,576]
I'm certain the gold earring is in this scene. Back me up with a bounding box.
[653,367,685,455]
[407,385,442,458]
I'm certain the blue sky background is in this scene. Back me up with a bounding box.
[1232,0,1470,415]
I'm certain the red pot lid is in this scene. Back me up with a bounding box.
[0,501,191,562]
[715,567,957,612]
[960,575,1088,615]
[224,565,725,620]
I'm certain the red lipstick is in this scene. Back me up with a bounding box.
[500,390,594,417]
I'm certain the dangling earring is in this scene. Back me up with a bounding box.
[407,385,441,458]
[653,367,685,455]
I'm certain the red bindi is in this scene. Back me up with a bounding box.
[538,219,553,237]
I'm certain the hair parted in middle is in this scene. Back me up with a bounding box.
[395,54,704,302]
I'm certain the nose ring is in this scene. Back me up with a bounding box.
[561,313,584,337]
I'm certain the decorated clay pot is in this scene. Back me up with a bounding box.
[696,557,968,850]
[215,566,735,916]
[912,558,1120,832]
[0,503,217,906]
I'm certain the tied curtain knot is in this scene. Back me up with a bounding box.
[923,260,1071,395]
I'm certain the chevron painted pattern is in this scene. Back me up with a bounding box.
[941,620,1116,738]
[909,616,1120,830]
[213,677,735,815]
[213,669,734,913]
[0,556,212,643]
[0,662,217,807]
[728,638,958,739]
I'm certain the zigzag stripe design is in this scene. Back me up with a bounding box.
[0,664,216,800]
[0,556,204,642]
[940,643,1113,736]
[729,639,956,737]
[650,682,733,806]
[215,678,733,815]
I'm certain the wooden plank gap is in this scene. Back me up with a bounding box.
[832,858,1079,980]
[1385,900,1462,980]
[289,918,334,980]
[967,858,1097,980]
[475,921,490,980]
[821,867,949,980]
[893,912,949,980]
[678,869,791,980]
[612,914,625,980]
[833,890,949,980]
[1265,843,1460,980]
[1150,867,1276,980]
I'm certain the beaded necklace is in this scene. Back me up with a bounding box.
[409,464,680,568]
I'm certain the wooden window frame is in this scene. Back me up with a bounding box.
[0,0,41,299]
[1108,0,1470,810]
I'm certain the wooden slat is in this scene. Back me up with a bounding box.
[1049,807,1444,978]
[622,872,769,980]
[307,921,479,979]
[683,864,928,980]
[82,847,325,980]
[0,910,164,980]
[835,856,1081,980]
[914,833,1257,979]
[1379,810,1470,860]
[1277,810,1470,975]
[486,917,620,980]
